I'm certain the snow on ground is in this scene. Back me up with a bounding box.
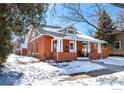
[7,54,39,63]
[55,71,124,86]
[48,61,105,75]
[1,54,124,86]
[0,54,105,85]
[94,57,124,66]
[1,54,65,85]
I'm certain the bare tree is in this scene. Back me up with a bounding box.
[115,11,124,31]
[49,3,116,34]
[59,4,99,29]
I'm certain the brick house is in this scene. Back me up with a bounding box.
[27,25,109,61]
[110,31,124,56]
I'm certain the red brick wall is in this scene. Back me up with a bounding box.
[63,39,69,52]
[77,41,83,57]
[89,43,109,60]
[28,35,53,60]
[102,47,109,58]
[52,52,77,61]
[90,43,97,53]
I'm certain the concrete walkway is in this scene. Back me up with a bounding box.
[69,61,124,78]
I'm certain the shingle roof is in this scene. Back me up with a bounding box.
[37,27,66,37]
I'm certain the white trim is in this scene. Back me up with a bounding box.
[61,39,63,52]
[98,43,102,53]
[114,41,121,50]
[74,40,77,52]
[57,39,61,52]
[87,42,91,53]
[29,34,60,42]
[29,34,43,42]
[51,39,53,52]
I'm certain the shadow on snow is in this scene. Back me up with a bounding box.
[0,71,23,85]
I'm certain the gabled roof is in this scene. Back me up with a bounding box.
[37,27,66,37]
[28,25,107,43]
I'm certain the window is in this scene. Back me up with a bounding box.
[70,43,74,49]
[67,29,75,34]
[53,40,57,52]
[69,41,75,52]
[35,41,38,53]
[114,41,121,50]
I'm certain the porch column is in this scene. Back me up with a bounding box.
[51,39,53,52]
[60,39,63,52]
[98,43,102,53]
[87,42,91,53]
[74,40,77,52]
[57,39,61,52]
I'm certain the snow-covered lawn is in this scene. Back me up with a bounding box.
[95,57,124,66]
[2,54,65,85]
[0,54,105,85]
[1,54,124,86]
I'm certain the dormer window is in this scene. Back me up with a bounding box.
[67,29,75,34]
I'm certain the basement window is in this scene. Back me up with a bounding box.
[114,41,121,50]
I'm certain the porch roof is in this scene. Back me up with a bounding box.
[64,34,107,43]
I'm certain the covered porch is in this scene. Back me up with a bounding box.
[51,33,109,61]
[51,35,108,61]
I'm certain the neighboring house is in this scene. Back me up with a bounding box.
[109,31,124,56]
[12,34,28,55]
[27,25,109,61]
[12,37,25,54]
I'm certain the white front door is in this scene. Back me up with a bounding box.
[69,41,75,52]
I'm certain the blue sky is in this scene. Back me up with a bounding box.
[46,3,124,35]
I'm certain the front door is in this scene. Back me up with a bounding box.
[69,41,75,52]
[82,42,88,57]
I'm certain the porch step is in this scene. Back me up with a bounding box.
[76,57,90,61]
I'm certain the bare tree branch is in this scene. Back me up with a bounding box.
[60,4,98,29]
[111,3,124,8]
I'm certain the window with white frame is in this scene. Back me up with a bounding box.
[67,29,75,34]
[114,41,121,50]
[69,41,74,52]
[53,40,57,52]
[70,43,74,49]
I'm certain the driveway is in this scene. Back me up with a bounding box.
[64,60,124,81]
